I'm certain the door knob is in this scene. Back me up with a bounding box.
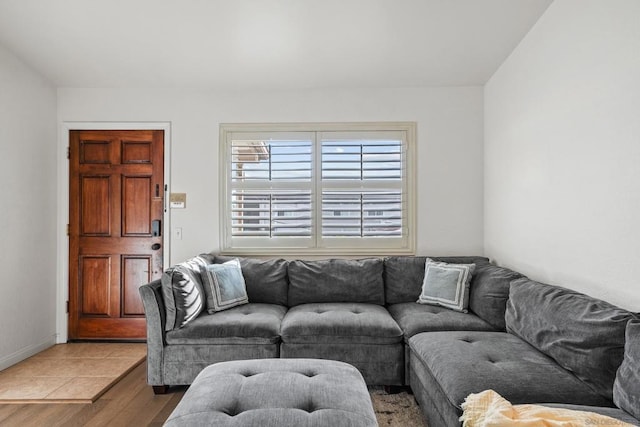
[151,243,161,250]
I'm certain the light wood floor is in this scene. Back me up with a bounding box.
[0,362,186,427]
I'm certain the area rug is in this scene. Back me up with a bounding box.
[0,343,146,404]
[371,389,428,426]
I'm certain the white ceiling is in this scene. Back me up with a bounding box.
[0,0,553,90]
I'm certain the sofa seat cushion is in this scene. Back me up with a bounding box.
[388,302,495,339]
[280,343,404,386]
[281,303,403,344]
[409,331,613,409]
[541,404,638,425]
[165,303,287,345]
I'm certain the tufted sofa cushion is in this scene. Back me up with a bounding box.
[288,258,384,306]
[409,331,612,413]
[506,278,637,401]
[165,303,287,345]
[164,358,377,427]
[281,303,403,344]
[387,302,495,339]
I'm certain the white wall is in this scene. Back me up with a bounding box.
[0,43,57,368]
[485,0,640,310]
[57,86,485,264]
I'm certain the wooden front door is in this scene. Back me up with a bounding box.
[69,130,164,340]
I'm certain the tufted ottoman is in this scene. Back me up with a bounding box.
[164,358,378,427]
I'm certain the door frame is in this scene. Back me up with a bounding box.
[57,122,172,343]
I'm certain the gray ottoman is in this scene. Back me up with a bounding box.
[164,358,378,427]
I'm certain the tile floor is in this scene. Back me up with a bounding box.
[0,343,146,403]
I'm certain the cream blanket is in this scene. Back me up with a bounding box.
[460,390,636,427]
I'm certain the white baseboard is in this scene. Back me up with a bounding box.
[0,334,57,371]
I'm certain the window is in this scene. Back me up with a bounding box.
[220,122,416,255]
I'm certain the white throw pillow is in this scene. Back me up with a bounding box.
[200,258,249,313]
[417,258,476,312]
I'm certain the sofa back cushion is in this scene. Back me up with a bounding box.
[468,264,524,331]
[505,278,637,400]
[613,319,640,420]
[288,258,384,306]
[383,256,490,305]
[214,256,289,306]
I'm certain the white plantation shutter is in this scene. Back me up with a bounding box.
[321,191,402,237]
[231,190,312,237]
[320,133,404,242]
[220,123,415,255]
[231,139,312,181]
[226,134,315,249]
[321,138,402,181]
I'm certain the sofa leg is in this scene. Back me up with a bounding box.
[152,385,169,394]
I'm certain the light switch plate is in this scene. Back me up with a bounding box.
[173,227,183,240]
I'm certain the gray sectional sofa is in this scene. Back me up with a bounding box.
[139,254,640,426]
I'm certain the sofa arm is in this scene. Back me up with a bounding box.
[139,280,166,386]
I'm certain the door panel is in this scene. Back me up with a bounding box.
[69,129,164,340]
[122,176,152,236]
[80,140,111,164]
[81,176,111,235]
[122,141,152,164]
[80,256,111,316]
[122,256,151,316]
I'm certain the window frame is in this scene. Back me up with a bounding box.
[219,122,416,256]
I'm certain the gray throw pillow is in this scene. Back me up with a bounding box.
[417,258,476,312]
[201,259,249,313]
[161,256,208,330]
[613,319,640,419]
